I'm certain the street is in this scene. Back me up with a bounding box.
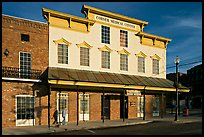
[43,121,202,135]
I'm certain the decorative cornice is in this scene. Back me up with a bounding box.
[76,41,93,48]
[117,48,130,55]
[2,15,48,30]
[81,5,148,26]
[150,54,161,60]
[135,51,147,58]
[42,8,95,26]
[53,38,72,45]
[98,45,113,52]
[137,32,171,43]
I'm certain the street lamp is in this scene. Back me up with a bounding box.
[174,56,180,121]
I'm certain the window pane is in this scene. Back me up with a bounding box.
[101,25,110,44]
[153,59,159,74]
[120,54,128,71]
[138,56,145,73]
[58,44,68,64]
[80,47,89,66]
[120,30,128,47]
[102,51,110,69]
[19,52,32,78]
[16,96,35,120]
[21,34,29,42]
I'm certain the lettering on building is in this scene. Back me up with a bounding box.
[95,15,136,29]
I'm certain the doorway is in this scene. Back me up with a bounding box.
[101,95,110,119]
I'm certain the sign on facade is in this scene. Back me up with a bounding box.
[95,15,136,30]
[126,90,141,96]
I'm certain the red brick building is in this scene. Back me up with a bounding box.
[2,14,48,128]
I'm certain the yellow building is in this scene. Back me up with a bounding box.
[42,5,188,125]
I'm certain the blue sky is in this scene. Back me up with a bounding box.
[2,2,202,74]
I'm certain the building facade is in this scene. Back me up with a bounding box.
[42,5,188,126]
[2,5,189,128]
[187,64,202,108]
[2,15,48,128]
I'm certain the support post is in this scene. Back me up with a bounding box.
[32,89,35,127]
[83,92,85,121]
[102,88,105,123]
[161,93,164,118]
[143,86,146,120]
[58,91,61,125]
[48,84,51,129]
[76,86,79,126]
[123,89,125,122]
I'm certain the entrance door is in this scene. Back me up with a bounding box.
[120,96,128,119]
[137,96,144,117]
[16,95,35,126]
[153,96,160,116]
[101,95,110,119]
[79,94,89,121]
[57,93,68,124]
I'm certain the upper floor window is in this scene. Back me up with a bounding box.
[21,34,29,42]
[58,44,68,64]
[138,56,145,73]
[153,59,159,74]
[120,30,128,47]
[80,47,89,66]
[101,25,110,44]
[120,54,128,71]
[19,52,32,78]
[101,51,110,69]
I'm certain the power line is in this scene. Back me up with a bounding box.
[166,61,202,69]
[166,55,202,67]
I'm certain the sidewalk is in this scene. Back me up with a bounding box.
[2,114,202,135]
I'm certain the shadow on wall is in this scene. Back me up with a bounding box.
[32,68,50,125]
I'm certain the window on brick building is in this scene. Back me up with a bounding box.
[19,52,32,78]
[16,95,35,120]
[120,30,128,47]
[58,44,68,64]
[21,34,30,42]
[79,94,89,114]
[80,47,89,66]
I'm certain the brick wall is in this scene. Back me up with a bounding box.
[2,15,48,71]
[128,96,137,119]
[90,93,101,121]
[110,95,120,120]
[2,15,48,128]
[2,82,49,128]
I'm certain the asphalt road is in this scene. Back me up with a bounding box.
[43,121,202,135]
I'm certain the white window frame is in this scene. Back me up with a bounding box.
[19,52,32,79]
[58,44,68,64]
[16,95,35,126]
[120,54,128,71]
[120,30,128,47]
[80,47,90,66]
[79,94,89,121]
[138,56,145,73]
[101,25,110,44]
[153,59,159,75]
[101,51,110,69]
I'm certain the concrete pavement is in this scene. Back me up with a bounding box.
[2,110,202,135]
